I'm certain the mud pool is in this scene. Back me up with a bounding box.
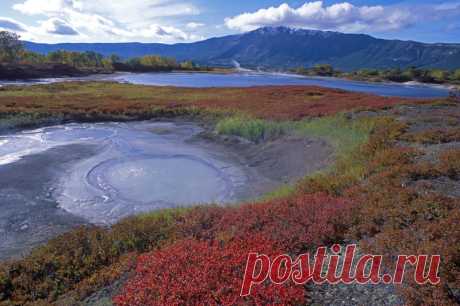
[0,121,247,225]
[0,120,333,259]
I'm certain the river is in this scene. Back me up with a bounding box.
[0,71,450,98]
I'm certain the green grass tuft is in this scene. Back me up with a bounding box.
[215,115,291,142]
[0,112,64,130]
[294,114,380,194]
[294,114,376,155]
[259,184,297,201]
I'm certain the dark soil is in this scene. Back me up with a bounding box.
[0,143,98,260]
[193,132,333,199]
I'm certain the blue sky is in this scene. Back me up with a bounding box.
[0,0,459,44]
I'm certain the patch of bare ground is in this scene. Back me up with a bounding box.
[393,104,460,198]
[309,243,403,306]
[191,130,334,200]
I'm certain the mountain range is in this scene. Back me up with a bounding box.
[24,26,460,71]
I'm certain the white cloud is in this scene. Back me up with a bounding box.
[225,1,414,33]
[13,0,75,15]
[13,0,199,20]
[186,22,205,29]
[71,0,200,28]
[0,17,28,32]
[11,0,202,43]
[139,24,201,42]
[40,17,78,35]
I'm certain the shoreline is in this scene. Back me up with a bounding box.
[0,62,235,82]
[286,71,458,91]
[1,68,456,88]
[0,58,457,94]
[0,71,451,100]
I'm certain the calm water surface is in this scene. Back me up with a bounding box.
[109,72,449,98]
[0,72,450,98]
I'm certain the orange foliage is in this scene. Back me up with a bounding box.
[114,237,305,306]
[0,83,422,121]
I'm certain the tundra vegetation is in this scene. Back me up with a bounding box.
[0,82,458,305]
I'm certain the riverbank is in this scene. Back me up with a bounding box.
[0,63,234,81]
[290,66,460,89]
[286,71,458,93]
[0,63,112,80]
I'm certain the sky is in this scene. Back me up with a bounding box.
[0,0,459,44]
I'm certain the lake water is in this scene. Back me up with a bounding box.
[0,72,450,98]
[0,121,247,224]
[109,72,450,98]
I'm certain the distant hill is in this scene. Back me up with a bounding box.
[24,26,460,71]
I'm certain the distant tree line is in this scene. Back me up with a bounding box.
[293,64,460,84]
[111,54,209,72]
[0,31,208,73]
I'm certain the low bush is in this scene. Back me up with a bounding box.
[0,208,190,305]
[379,210,460,305]
[438,148,460,179]
[297,116,406,195]
[285,113,459,305]
[0,192,352,305]
[114,194,352,305]
[0,112,64,130]
[342,120,460,305]
[211,194,353,253]
[400,127,460,144]
[53,253,137,305]
[1,101,458,305]
[0,82,419,121]
[113,237,305,306]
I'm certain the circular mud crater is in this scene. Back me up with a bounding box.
[90,155,231,205]
[0,120,333,259]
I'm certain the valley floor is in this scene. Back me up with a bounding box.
[0,82,458,306]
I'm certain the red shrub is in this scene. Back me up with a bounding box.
[171,194,353,254]
[438,148,460,179]
[210,194,353,253]
[397,210,460,305]
[174,205,227,241]
[113,194,352,306]
[400,127,460,144]
[113,236,305,306]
